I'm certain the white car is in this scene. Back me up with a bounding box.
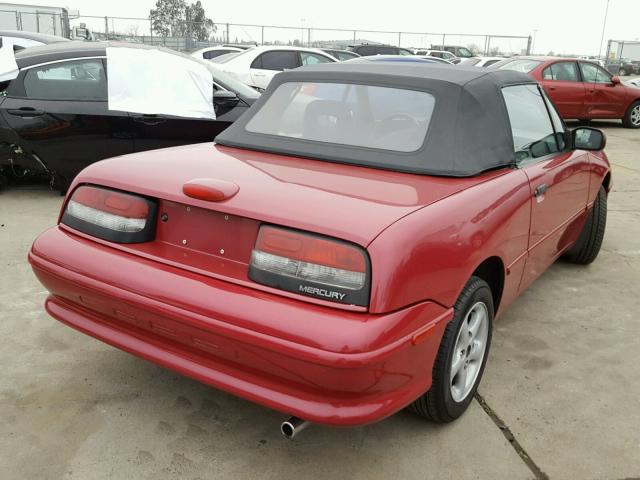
[421,50,460,64]
[191,45,245,61]
[216,46,337,91]
[461,56,505,68]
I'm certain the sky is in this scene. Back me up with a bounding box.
[7,0,640,55]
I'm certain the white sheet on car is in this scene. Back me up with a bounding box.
[106,46,215,119]
[0,44,19,82]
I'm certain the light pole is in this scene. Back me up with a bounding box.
[598,0,611,60]
[300,18,305,47]
[531,29,538,55]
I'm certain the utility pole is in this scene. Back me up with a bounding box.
[598,0,611,60]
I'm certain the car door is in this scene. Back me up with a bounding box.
[249,51,300,90]
[502,84,591,290]
[130,84,247,153]
[579,61,627,118]
[0,57,133,185]
[539,61,586,119]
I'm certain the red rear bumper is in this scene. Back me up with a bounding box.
[29,227,451,426]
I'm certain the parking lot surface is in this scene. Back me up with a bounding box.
[1,122,638,480]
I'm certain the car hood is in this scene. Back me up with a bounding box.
[74,143,503,246]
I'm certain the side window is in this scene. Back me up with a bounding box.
[542,91,566,150]
[23,59,106,101]
[542,62,579,81]
[356,46,376,56]
[483,59,500,67]
[203,49,232,60]
[398,48,414,56]
[251,51,299,71]
[378,47,397,55]
[502,84,560,161]
[300,52,333,65]
[579,62,612,84]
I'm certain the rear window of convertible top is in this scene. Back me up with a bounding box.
[245,82,436,153]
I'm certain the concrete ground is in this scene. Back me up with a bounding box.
[1,122,638,480]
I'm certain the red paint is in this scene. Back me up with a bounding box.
[30,138,610,426]
[182,178,240,202]
[527,57,640,121]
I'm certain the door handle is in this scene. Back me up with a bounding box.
[132,115,167,126]
[533,184,548,198]
[253,72,266,77]
[7,107,44,117]
[548,86,556,91]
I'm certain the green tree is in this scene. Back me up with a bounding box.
[150,0,186,37]
[150,0,214,39]
[186,1,215,41]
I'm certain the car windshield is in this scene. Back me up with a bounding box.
[206,64,260,99]
[245,81,435,152]
[498,59,542,73]
[457,47,473,58]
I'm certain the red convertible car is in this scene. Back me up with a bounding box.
[29,64,610,437]
[496,56,640,128]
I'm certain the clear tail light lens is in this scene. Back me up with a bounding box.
[249,226,370,306]
[61,185,157,243]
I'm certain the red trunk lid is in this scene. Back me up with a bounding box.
[78,143,498,246]
[71,143,504,305]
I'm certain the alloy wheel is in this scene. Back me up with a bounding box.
[631,105,640,126]
[450,301,489,402]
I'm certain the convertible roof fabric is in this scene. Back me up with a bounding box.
[215,63,537,177]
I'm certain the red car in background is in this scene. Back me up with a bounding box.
[496,56,640,128]
[29,63,611,437]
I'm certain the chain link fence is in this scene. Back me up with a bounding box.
[0,9,69,37]
[0,8,532,57]
[69,15,531,56]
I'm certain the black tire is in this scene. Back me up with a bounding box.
[409,276,493,422]
[622,100,640,129]
[564,185,607,264]
[51,173,69,195]
[619,68,627,76]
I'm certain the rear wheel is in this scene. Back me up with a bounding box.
[564,185,607,264]
[409,276,493,422]
[619,68,628,76]
[623,101,640,128]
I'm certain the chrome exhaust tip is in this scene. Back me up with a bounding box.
[280,417,309,439]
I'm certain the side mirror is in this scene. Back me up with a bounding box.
[213,90,239,115]
[572,127,606,151]
[611,75,621,85]
[213,90,239,104]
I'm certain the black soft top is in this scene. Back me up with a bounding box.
[215,63,536,177]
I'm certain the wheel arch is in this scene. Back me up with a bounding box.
[471,256,505,314]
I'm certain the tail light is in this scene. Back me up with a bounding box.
[61,185,157,243]
[249,225,370,307]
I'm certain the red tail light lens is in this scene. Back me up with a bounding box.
[249,226,370,306]
[61,185,157,243]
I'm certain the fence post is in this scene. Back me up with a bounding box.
[441,34,445,49]
[353,30,356,43]
[36,12,40,32]
[14,11,19,30]
[261,25,264,45]
[604,39,611,61]
[105,16,109,37]
[398,32,401,47]
[226,23,230,44]
[307,28,311,47]
[149,19,153,39]
[526,35,532,55]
